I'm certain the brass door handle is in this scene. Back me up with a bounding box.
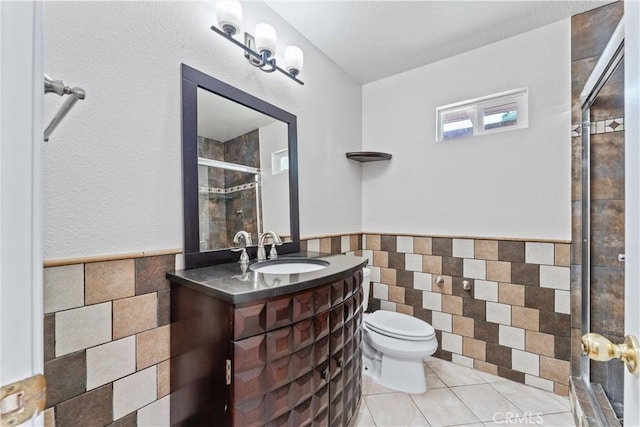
[581,333,640,376]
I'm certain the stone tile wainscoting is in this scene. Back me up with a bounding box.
[42,253,176,426]
[40,233,571,426]
[358,234,571,396]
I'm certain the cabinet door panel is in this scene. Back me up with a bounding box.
[234,303,267,340]
[266,412,292,427]
[330,280,344,306]
[291,344,314,380]
[293,290,314,322]
[266,354,294,391]
[233,395,265,427]
[313,384,329,419]
[293,318,315,351]
[267,326,294,361]
[266,296,294,331]
[343,275,355,301]
[344,295,355,322]
[313,286,331,314]
[330,303,344,333]
[329,376,344,427]
[314,311,329,340]
[234,365,266,404]
[265,382,293,422]
[313,408,329,427]
[291,397,314,427]
[291,370,315,407]
[314,336,330,368]
[234,334,267,371]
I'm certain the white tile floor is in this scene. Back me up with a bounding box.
[353,358,575,427]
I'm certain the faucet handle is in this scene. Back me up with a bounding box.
[231,247,249,264]
[269,245,279,260]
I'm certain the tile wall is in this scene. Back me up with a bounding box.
[43,254,175,426]
[348,234,572,396]
[42,231,572,426]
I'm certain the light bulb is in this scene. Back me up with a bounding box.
[284,46,304,76]
[216,1,243,36]
[255,23,277,56]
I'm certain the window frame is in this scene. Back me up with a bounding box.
[436,88,528,142]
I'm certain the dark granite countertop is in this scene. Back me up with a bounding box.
[167,252,368,305]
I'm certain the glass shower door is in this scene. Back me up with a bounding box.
[581,46,625,420]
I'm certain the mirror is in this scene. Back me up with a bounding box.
[182,64,299,268]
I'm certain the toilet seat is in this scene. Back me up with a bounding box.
[363,327,437,359]
[364,310,435,341]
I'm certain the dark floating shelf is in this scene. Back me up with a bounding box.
[346,151,392,162]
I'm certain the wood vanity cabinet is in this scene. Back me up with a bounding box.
[170,269,364,427]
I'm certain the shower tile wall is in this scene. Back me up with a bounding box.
[198,136,227,248]
[198,130,262,248]
[341,234,572,396]
[570,0,625,410]
[42,254,175,426]
[223,129,261,245]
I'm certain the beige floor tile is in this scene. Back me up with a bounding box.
[536,412,576,426]
[365,393,429,427]
[451,384,522,422]
[352,400,376,427]
[427,360,485,387]
[359,358,575,427]
[424,365,447,389]
[412,388,480,427]
[362,372,396,395]
[490,381,569,415]
[475,370,506,383]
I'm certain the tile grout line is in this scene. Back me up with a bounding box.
[424,361,502,425]
[485,379,572,418]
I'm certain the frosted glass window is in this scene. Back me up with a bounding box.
[271,149,289,175]
[442,109,475,140]
[436,88,528,142]
[483,102,518,130]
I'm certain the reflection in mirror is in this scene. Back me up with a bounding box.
[197,88,290,251]
[182,64,299,268]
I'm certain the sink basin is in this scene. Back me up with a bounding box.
[250,258,329,274]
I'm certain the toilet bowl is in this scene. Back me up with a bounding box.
[361,268,438,394]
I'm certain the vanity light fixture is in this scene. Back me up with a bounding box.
[212,0,304,85]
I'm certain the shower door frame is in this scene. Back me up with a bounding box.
[579,16,625,422]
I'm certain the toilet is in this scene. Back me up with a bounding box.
[361,268,438,394]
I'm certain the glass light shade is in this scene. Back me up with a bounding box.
[255,23,277,55]
[216,1,243,36]
[284,46,304,75]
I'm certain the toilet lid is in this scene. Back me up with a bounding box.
[364,310,435,341]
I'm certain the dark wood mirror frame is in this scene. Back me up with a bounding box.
[181,64,300,269]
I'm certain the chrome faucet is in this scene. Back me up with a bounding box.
[257,231,283,261]
[231,231,253,264]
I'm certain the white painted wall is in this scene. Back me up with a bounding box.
[259,121,290,237]
[362,20,571,241]
[43,1,362,259]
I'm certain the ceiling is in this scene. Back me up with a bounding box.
[198,87,277,141]
[266,0,613,84]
